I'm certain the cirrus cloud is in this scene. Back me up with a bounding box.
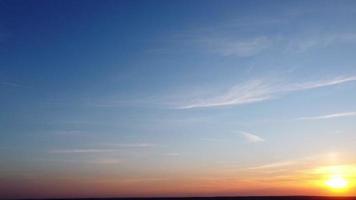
[177,76,356,109]
[240,131,265,143]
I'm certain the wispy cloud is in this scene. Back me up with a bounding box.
[44,158,122,165]
[284,76,356,91]
[207,32,356,56]
[51,143,157,154]
[103,143,156,148]
[50,149,120,154]
[178,17,356,56]
[297,112,356,120]
[53,130,85,135]
[287,32,356,53]
[249,160,297,170]
[240,131,265,143]
[178,76,356,109]
[0,81,28,88]
[248,153,343,171]
[206,36,272,57]
[178,80,275,109]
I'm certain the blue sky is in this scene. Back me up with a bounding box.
[1,0,356,198]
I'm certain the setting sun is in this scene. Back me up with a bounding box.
[325,175,348,190]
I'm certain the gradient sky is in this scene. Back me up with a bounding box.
[1,0,356,199]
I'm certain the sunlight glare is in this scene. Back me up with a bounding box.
[325,175,348,190]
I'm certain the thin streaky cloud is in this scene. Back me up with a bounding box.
[247,153,340,172]
[240,131,265,143]
[1,82,21,87]
[207,36,272,57]
[248,160,297,170]
[103,143,156,148]
[44,158,122,164]
[248,156,313,171]
[0,81,29,88]
[178,76,356,109]
[51,143,157,154]
[178,80,275,109]
[297,112,356,120]
[53,130,85,135]
[288,32,356,53]
[182,18,356,56]
[284,76,356,92]
[50,149,120,154]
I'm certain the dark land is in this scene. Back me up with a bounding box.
[17,196,356,200]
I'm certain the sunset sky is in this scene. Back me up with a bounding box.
[1,0,356,199]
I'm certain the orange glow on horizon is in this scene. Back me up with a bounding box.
[309,165,356,195]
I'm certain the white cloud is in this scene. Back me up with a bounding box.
[104,143,156,148]
[51,143,157,154]
[1,81,28,88]
[297,112,356,120]
[240,131,265,143]
[288,33,356,52]
[210,37,272,57]
[284,76,356,91]
[249,160,297,170]
[44,158,122,165]
[178,76,356,109]
[178,80,275,109]
[50,149,120,154]
[247,153,346,172]
[53,130,84,135]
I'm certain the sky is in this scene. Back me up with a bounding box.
[1,0,356,198]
